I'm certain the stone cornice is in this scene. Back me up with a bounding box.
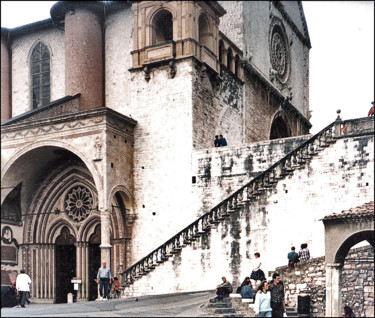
[272,1,311,49]
[1,107,137,142]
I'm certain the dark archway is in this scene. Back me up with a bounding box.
[270,116,290,140]
[88,225,101,301]
[152,10,173,44]
[55,227,76,303]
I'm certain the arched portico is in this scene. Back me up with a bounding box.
[322,202,374,317]
[270,110,291,140]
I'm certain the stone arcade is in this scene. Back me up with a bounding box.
[1,1,373,315]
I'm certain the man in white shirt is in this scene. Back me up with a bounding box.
[16,269,31,307]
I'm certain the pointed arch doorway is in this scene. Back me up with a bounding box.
[88,225,101,301]
[55,227,76,303]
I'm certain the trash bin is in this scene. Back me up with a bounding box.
[67,293,73,304]
[297,295,310,315]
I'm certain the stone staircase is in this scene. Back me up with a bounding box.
[120,118,369,292]
[205,294,257,317]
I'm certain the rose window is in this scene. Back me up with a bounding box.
[65,186,93,222]
[271,33,287,76]
[269,21,290,83]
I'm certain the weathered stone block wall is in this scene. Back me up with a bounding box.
[192,64,243,150]
[218,1,244,51]
[10,28,65,117]
[128,60,196,263]
[275,245,374,317]
[122,124,374,299]
[192,135,311,216]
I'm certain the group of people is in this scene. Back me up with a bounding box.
[215,252,285,317]
[215,272,286,318]
[287,243,310,268]
[214,134,227,147]
[96,261,120,300]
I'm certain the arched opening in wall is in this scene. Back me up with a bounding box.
[218,40,225,64]
[270,115,290,140]
[88,224,101,301]
[151,10,173,45]
[2,145,98,302]
[335,232,374,317]
[234,54,240,77]
[227,48,233,73]
[111,191,133,270]
[55,226,76,303]
[340,241,374,317]
[198,14,212,50]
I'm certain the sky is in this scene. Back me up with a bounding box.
[1,1,374,134]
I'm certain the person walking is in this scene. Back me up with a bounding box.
[112,277,120,298]
[287,246,300,267]
[15,269,31,308]
[268,272,286,317]
[298,243,310,262]
[96,261,112,300]
[250,252,265,286]
[254,280,272,317]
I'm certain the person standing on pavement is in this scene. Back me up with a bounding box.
[96,261,112,300]
[16,269,31,307]
[268,272,286,317]
[254,280,272,317]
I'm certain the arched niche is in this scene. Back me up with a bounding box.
[151,9,173,45]
[198,14,212,51]
[270,112,291,140]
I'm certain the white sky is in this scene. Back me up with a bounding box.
[1,1,374,133]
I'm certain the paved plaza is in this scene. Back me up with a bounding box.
[1,290,216,317]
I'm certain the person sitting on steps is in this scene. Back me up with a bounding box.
[215,276,233,300]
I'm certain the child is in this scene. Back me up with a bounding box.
[113,277,120,298]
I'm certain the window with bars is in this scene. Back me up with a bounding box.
[31,42,50,108]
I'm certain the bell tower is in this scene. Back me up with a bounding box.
[130,1,225,72]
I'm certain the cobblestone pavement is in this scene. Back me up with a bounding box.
[1,290,217,317]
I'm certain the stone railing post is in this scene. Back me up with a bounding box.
[334,109,342,137]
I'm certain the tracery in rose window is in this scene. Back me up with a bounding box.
[65,186,93,222]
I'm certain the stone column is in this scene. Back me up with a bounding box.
[75,242,82,300]
[326,263,342,317]
[1,28,11,122]
[100,209,112,263]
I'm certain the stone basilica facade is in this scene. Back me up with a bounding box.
[2,1,372,310]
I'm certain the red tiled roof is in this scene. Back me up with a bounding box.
[321,201,374,221]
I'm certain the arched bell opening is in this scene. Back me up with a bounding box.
[151,10,173,45]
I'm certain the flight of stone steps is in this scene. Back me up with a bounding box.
[205,293,300,317]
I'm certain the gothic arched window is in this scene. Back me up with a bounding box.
[152,10,173,45]
[31,42,50,109]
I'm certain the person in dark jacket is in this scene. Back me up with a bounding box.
[287,246,300,267]
[215,276,233,300]
[219,134,227,146]
[240,281,255,300]
[214,135,221,147]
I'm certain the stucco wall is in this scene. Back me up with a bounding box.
[11,27,65,117]
[105,4,133,113]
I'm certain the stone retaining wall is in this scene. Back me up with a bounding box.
[274,245,374,317]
